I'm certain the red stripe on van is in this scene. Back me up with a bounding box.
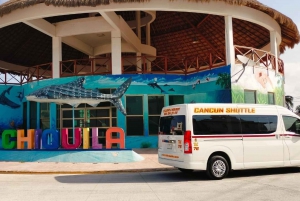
[243,134,276,138]
[192,134,276,138]
[280,134,300,137]
[192,135,242,138]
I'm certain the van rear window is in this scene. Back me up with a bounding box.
[159,115,186,135]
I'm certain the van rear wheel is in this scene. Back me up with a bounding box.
[207,156,229,180]
[178,168,194,173]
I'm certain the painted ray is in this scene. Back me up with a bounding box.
[26,77,132,115]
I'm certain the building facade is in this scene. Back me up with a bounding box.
[0,0,299,149]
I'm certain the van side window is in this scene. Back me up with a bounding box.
[192,115,277,135]
[282,116,300,134]
[239,115,277,134]
[192,115,241,135]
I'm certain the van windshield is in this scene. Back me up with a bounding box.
[159,115,186,135]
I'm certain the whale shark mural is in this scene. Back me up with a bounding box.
[26,77,132,115]
[0,86,21,109]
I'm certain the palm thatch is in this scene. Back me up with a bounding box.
[0,0,299,53]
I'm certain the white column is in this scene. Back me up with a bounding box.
[224,16,235,66]
[52,37,62,78]
[111,30,122,75]
[89,56,96,73]
[136,11,142,72]
[146,22,151,72]
[146,22,151,45]
[136,11,141,40]
[270,31,279,73]
[136,52,142,72]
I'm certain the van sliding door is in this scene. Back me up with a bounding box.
[240,107,283,168]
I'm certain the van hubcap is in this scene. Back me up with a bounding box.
[212,160,226,177]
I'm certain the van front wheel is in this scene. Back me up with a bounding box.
[207,156,229,180]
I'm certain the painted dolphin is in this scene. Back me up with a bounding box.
[26,77,132,115]
[0,86,21,109]
[148,82,165,93]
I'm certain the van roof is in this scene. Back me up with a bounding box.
[165,103,291,111]
[166,103,279,107]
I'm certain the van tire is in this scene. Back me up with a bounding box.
[206,155,229,180]
[178,168,194,173]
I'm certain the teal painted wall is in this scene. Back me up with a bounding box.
[0,85,23,137]
[125,136,158,149]
[0,65,231,149]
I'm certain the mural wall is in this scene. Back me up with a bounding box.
[0,65,231,149]
[231,64,284,105]
[0,85,23,148]
[185,66,231,103]
[23,65,231,104]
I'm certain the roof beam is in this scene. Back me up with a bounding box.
[197,15,211,28]
[180,13,226,59]
[24,19,56,37]
[55,16,113,37]
[24,19,94,56]
[99,11,141,52]
[62,37,94,56]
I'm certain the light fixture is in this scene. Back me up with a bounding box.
[192,37,199,44]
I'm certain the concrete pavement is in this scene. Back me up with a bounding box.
[0,148,175,174]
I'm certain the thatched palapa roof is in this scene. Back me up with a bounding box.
[0,0,298,52]
[0,0,298,70]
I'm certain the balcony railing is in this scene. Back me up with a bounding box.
[0,63,52,85]
[59,50,226,77]
[0,46,284,85]
[60,58,112,77]
[234,45,284,74]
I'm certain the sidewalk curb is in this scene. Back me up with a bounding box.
[0,167,176,175]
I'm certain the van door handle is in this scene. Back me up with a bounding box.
[285,136,291,139]
[169,140,176,143]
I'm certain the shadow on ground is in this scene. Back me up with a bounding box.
[55,167,300,183]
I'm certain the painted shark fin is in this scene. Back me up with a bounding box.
[5,86,13,95]
[112,78,132,99]
[109,98,126,115]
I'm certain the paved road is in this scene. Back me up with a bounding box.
[1,168,300,201]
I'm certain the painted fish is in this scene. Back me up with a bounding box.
[26,77,132,115]
[192,79,201,89]
[17,88,24,102]
[148,82,165,93]
[0,86,21,109]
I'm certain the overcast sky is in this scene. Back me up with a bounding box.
[0,0,299,105]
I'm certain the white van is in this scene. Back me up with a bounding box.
[158,103,300,179]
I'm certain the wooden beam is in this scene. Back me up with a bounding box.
[180,13,225,59]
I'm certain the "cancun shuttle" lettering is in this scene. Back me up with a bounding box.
[194,107,255,113]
